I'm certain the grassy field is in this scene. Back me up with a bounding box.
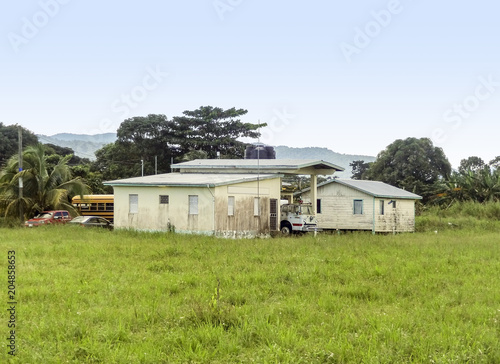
[1,223,500,363]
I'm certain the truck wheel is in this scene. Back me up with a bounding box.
[280,223,292,236]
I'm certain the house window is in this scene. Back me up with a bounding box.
[228,196,235,216]
[353,199,363,215]
[380,200,385,215]
[189,195,198,215]
[129,194,138,214]
[317,199,322,214]
[392,200,397,209]
[254,197,260,216]
[159,195,169,204]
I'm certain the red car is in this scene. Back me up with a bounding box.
[25,210,72,227]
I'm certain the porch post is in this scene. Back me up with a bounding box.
[310,174,317,215]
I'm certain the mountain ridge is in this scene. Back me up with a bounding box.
[36,134,376,176]
[274,146,376,178]
[37,133,117,160]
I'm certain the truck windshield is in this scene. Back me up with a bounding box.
[299,205,313,215]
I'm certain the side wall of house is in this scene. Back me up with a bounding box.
[113,186,214,234]
[307,183,374,230]
[302,183,416,232]
[214,177,281,237]
[374,198,416,232]
[112,177,281,235]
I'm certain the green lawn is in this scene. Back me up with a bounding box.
[1,226,500,363]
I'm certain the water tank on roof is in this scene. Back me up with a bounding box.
[245,144,276,159]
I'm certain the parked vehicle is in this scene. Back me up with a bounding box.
[72,194,114,222]
[69,216,113,230]
[280,203,319,235]
[25,210,72,227]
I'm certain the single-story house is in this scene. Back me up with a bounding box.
[298,179,422,233]
[170,159,344,215]
[104,159,344,237]
[104,173,283,237]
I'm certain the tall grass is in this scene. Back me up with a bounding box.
[417,201,500,232]
[1,226,500,363]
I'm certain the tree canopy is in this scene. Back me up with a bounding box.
[458,156,485,174]
[172,106,263,158]
[432,157,500,205]
[364,137,452,198]
[0,123,39,167]
[92,107,265,180]
[0,144,89,219]
[350,160,371,180]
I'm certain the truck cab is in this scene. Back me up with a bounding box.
[280,203,319,235]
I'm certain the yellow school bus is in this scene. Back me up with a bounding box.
[72,195,114,222]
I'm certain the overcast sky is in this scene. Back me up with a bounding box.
[1,1,499,167]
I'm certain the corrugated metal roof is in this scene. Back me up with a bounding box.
[171,159,344,173]
[299,179,422,199]
[104,173,282,187]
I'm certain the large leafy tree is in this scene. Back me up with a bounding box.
[364,137,452,198]
[350,160,371,180]
[115,114,181,175]
[71,164,111,194]
[92,143,145,180]
[489,156,500,170]
[93,107,265,180]
[0,144,89,219]
[44,143,90,167]
[0,123,38,167]
[173,106,264,158]
[458,156,485,174]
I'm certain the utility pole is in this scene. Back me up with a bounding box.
[18,127,23,225]
[141,159,144,177]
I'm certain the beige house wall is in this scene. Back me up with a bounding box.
[214,177,281,237]
[302,182,416,232]
[114,186,214,233]
[112,177,281,236]
[374,198,416,232]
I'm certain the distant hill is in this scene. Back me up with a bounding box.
[48,133,117,143]
[37,133,117,160]
[275,146,376,178]
[36,133,376,173]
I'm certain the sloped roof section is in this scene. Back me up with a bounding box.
[300,179,422,200]
[104,173,282,187]
[171,159,344,175]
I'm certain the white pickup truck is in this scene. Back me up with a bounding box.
[280,203,319,235]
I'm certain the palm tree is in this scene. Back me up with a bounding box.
[431,167,500,206]
[0,144,89,219]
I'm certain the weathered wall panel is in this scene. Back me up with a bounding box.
[112,177,281,236]
[301,182,417,232]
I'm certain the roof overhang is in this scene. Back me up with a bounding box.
[171,159,344,175]
[296,178,423,200]
[104,173,283,188]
